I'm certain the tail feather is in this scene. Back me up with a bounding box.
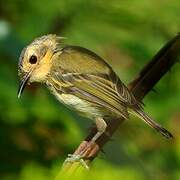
[130,109,173,139]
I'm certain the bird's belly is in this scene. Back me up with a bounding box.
[54,92,103,119]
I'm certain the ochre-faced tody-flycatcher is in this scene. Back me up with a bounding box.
[18,34,173,154]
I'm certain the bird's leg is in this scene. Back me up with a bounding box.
[91,117,107,142]
[64,117,107,169]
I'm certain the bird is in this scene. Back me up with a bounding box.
[17,34,173,162]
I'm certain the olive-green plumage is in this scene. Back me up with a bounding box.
[47,45,139,120]
[18,34,173,143]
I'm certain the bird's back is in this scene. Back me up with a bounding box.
[52,46,112,75]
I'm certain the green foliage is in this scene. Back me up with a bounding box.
[0,0,179,179]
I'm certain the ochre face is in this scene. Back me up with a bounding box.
[27,47,54,83]
[19,45,40,76]
[18,34,59,98]
[19,44,52,82]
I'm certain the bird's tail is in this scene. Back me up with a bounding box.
[129,108,173,139]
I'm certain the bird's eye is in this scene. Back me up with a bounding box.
[29,55,37,64]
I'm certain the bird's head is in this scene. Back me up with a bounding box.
[17,34,63,98]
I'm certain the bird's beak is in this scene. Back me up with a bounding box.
[17,70,33,98]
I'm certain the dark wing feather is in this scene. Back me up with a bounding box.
[109,72,142,108]
[49,72,129,119]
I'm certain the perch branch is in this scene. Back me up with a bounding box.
[56,34,180,178]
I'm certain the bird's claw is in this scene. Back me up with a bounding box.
[64,154,89,170]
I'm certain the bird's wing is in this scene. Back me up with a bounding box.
[54,46,140,104]
[49,46,141,118]
[50,71,129,119]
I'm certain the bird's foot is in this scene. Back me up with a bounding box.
[64,154,89,170]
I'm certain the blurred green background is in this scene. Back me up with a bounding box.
[0,0,179,179]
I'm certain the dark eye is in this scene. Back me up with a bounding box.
[29,55,37,64]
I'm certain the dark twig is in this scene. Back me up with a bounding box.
[56,34,180,179]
